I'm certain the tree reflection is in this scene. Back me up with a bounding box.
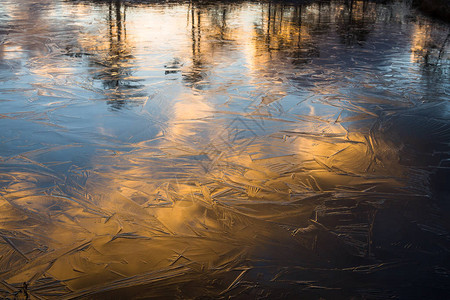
[182,3,206,88]
[335,0,375,46]
[181,3,236,89]
[411,22,450,102]
[253,3,321,67]
[89,0,146,110]
[1,0,450,298]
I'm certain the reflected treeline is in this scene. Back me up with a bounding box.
[182,2,206,87]
[411,21,450,65]
[65,0,448,100]
[410,21,449,101]
[93,0,146,110]
[1,0,450,298]
[184,0,447,73]
[254,2,321,65]
[181,3,238,88]
[336,0,376,45]
[68,0,147,110]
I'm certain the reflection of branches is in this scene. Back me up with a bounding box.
[414,28,450,99]
[209,6,232,47]
[254,3,320,64]
[290,4,320,65]
[182,3,206,87]
[309,2,332,34]
[91,0,145,110]
[336,0,374,46]
[182,4,238,88]
[438,33,450,60]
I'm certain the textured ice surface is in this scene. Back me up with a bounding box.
[0,0,449,298]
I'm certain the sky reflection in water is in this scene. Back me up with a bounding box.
[0,0,449,298]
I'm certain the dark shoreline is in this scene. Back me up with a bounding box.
[68,0,450,22]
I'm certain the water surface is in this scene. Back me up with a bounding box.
[0,0,449,298]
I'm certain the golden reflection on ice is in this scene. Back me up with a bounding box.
[410,22,449,64]
[0,0,449,298]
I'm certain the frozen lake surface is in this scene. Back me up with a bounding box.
[0,0,449,298]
